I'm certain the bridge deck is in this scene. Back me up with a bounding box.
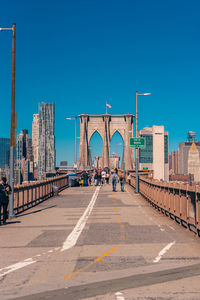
[0,183,200,299]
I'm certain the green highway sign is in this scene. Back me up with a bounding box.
[130,137,146,148]
[143,167,148,170]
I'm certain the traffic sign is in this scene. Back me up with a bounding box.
[130,137,146,148]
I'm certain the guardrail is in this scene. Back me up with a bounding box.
[2,175,69,220]
[121,170,200,236]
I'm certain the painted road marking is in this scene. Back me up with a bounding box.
[65,189,126,279]
[65,246,118,279]
[115,291,125,300]
[61,186,101,251]
[168,225,175,231]
[153,241,176,263]
[0,258,36,278]
[158,224,165,232]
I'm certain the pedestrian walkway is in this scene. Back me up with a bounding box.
[0,183,200,300]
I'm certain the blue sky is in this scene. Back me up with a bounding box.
[0,0,200,165]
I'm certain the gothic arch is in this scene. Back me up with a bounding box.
[79,114,134,169]
[110,130,124,143]
[88,129,103,144]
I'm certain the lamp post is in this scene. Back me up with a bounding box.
[65,117,77,165]
[0,24,16,217]
[135,91,151,193]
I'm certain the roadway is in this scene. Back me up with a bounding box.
[0,182,200,299]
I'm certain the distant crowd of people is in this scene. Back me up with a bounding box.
[79,168,132,192]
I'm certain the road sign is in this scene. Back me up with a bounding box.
[143,167,148,170]
[130,137,146,148]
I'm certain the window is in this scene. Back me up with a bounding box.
[164,135,168,163]
[139,135,153,163]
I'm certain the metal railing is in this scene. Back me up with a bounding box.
[9,175,68,216]
[121,170,200,236]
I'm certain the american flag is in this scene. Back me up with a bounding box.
[106,103,112,108]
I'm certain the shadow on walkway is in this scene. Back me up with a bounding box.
[1,220,21,226]
[15,205,57,218]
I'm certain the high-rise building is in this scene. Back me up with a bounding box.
[169,150,179,175]
[139,126,169,181]
[188,142,200,182]
[38,103,55,179]
[16,130,33,168]
[178,141,200,174]
[16,129,34,183]
[32,114,39,168]
[0,138,10,169]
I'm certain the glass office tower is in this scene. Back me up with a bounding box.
[0,138,10,169]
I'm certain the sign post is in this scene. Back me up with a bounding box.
[130,137,146,193]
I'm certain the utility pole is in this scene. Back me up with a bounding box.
[0,24,17,217]
[10,23,16,217]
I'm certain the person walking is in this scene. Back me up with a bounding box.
[97,171,101,186]
[127,172,131,185]
[0,177,12,225]
[106,172,110,184]
[94,172,98,186]
[101,170,106,185]
[111,171,118,192]
[119,175,125,192]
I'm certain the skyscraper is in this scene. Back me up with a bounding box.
[32,114,39,168]
[188,142,200,182]
[16,129,34,183]
[139,126,169,181]
[16,130,33,167]
[178,141,200,174]
[38,103,55,179]
[0,138,10,169]
[169,150,179,175]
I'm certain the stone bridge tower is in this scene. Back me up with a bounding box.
[79,114,134,170]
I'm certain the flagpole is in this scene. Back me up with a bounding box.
[106,101,107,114]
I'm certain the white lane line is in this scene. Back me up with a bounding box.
[0,258,36,278]
[153,241,176,263]
[158,225,165,232]
[168,225,175,231]
[61,186,101,252]
[115,291,125,300]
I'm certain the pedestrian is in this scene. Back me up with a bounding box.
[94,172,98,186]
[111,171,118,192]
[88,174,92,185]
[0,177,12,225]
[97,171,101,186]
[127,172,131,185]
[119,175,125,192]
[106,172,110,184]
[101,170,106,185]
[82,172,88,186]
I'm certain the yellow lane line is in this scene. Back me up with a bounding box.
[65,189,126,280]
[65,246,118,279]
[121,223,126,241]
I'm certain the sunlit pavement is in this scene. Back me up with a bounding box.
[0,183,200,300]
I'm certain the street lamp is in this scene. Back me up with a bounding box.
[135,91,151,193]
[0,24,16,218]
[65,117,77,165]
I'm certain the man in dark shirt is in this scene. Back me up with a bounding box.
[0,177,12,225]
